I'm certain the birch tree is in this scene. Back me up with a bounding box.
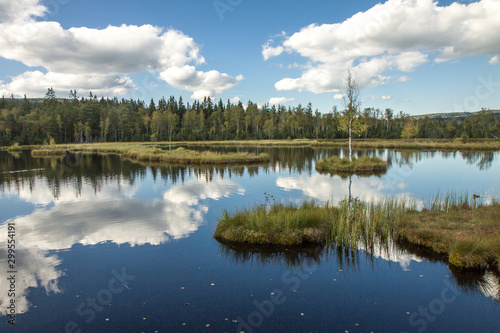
[339,71,367,161]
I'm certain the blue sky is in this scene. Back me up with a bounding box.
[0,0,499,115]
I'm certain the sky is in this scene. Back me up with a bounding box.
[0,0,499,115]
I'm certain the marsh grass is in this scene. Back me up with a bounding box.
[5,138,499,153]
[214,198,411,251]
[6,143,23,152]
[214,200,331,245]
[215,195,500,271]
[315,156,388,174]
[31,148,67,157]
[400,196,500,271]
[26,143,269,165]
[312,138,500,151]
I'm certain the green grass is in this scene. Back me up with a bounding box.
[214,199,410,250]
[214,200,331,246]
[315,156,388,174]
[214,195,500,272]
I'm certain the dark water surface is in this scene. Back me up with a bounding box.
[0,148,499,333]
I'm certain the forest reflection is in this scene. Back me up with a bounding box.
[218,241,500,302]
[2,148,496,200]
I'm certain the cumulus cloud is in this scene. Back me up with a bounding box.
[262,31,287,60]
[381,95,393,100]
[0,0,241,99]
[0,71,135,97]
[262,44,285,61]
[0,0,46,23]
[269,97,294,105]
[276,173,422,207]
[266,0,500,93]
[159,66,243,100]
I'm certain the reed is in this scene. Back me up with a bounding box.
[215,195,500,271]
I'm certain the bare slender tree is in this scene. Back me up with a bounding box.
[339,71,367,161]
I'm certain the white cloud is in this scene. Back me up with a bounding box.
[371,95,379,101]
[230,96,241,104]
[269,0,500,93]
[398,76,411,83]
[0,0,46,23]
[276,174,422,208]
[262,44,284,61]
[333,93,344,100]
[269,97,294,105]
[159,66,244,100]
[0,1,242,99]
[382,95,393,100]
[262,31,288,60]
[0,71,135,98]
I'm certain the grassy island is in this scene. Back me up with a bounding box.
[29,143,270,165]
[31,148,68,157]
[214,196,500,272]
[315,156,387,174]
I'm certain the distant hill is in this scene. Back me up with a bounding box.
[413,110,500,121]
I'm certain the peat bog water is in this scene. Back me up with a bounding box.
[0,147,499,333]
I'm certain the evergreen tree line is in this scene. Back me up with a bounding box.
[0,90,498,145]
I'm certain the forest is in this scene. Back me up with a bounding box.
[0,89,499,145]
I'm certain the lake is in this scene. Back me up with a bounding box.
[0,147,499,332]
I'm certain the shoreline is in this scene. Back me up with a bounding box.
[3,138,500,152]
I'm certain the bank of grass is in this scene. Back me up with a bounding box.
[178,138,500,151]
[315,156,387,174]
[29,143,270,165]
[399,195,500,271]
[312,138,500,151]
[214,195,500,271]
[4,138,499,152]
